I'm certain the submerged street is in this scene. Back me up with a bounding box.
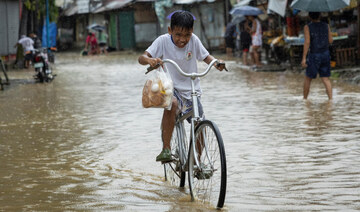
[1,52,360,211]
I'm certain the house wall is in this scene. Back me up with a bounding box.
[65,0,225,51]
[159,1,225,50]
[89,13,106,27]
[134,3,158,49]
[0,0,20,56]
[195,3,225,50]
[75,14,88,47]
[133,1,225,50]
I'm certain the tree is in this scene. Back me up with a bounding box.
[18,0,59,38]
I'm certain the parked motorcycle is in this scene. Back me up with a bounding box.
[32,48,55,82]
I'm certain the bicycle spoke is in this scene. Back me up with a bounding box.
[164,122,187,188]
[188,120,226,208]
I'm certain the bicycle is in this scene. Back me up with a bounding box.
[147,59,227,208]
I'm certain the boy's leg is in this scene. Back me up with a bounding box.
[157,98,178,162]
[303,76,312,99]
[318,52,332,100]
[321,77,332,100]
[161,99,177,149]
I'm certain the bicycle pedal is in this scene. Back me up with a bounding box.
[161,156,175,164]
[161,159,174,164]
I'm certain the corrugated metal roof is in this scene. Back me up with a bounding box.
[174,0,212,4]
[63,4,78,16]
[62,0,219,16]
[94,0,134,13]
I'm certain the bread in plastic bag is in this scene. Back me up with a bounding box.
[142,66,173,110]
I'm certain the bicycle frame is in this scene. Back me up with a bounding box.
[162,59,218,172]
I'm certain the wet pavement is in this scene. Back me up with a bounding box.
[1,52,360,211]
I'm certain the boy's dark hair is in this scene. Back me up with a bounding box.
[170,11,194,30]
[309,12,321,20]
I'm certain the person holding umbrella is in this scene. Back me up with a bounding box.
[239,20,251,65]
[230,5,263,67]
[301,12,333,100]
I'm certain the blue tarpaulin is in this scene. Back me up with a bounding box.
[42,22,57,47]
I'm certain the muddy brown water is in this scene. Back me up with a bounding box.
[1,52,360,211]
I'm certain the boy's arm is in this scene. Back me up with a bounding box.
[328,25,333,44]
[138,51,162,67]
[203,55,225,71]
[301,25,310,68]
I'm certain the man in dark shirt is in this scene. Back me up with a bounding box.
[225,22,236,58]
[301,12,333,100]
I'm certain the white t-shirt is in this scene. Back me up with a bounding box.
[146,33,209,99]
[18,37,34,53]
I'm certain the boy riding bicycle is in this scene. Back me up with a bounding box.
[138,10,225,162]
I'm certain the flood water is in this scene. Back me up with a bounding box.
[1,52,360,211]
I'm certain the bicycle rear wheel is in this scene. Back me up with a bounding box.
[164,121,188,187]
[188,120,227,208]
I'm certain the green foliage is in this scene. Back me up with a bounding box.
[24,0,35,10]
[25,0,59,23]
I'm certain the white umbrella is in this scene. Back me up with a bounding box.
[231,15,246,25]
[290,0,350,12]
[87,24,106,31]
[229,5,264,16]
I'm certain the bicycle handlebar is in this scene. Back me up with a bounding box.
[146,59,228,76]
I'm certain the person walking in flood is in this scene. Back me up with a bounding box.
[98,30,108,55]
[84,32,100,55]
[301,12,333,100]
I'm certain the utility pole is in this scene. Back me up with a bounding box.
[46,0,50,48]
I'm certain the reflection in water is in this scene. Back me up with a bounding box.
[304,100,333,136]
[0,53,359,211]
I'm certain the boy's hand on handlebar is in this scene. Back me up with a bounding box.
[215,60,228,72]
[145,58,163,74]
[148,58,163,69]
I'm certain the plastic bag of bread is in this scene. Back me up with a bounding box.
[142,66,173,110]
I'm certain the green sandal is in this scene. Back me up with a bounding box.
[156,148,172,162]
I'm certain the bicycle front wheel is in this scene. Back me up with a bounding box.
[164,121,188,188]
[188,120,227,208]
